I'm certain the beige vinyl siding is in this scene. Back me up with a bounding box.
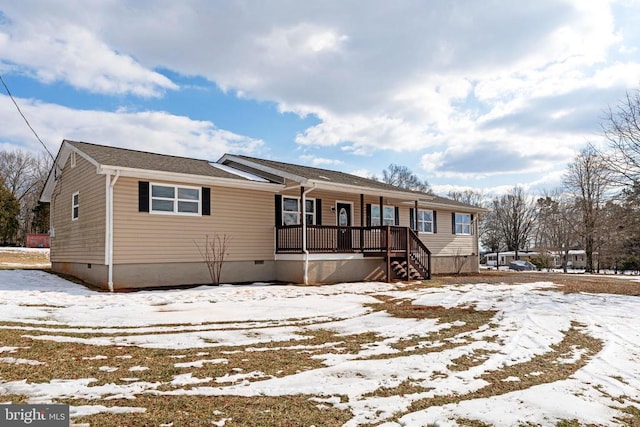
[112,177,274,264]
[50,154,106,263]
[417,209,476,256]
[280,189,368,226]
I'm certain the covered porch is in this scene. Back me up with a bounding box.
[275,224,431,281]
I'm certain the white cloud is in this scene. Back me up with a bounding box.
[1,0,639,185]
[0,94,263,160]
[0,9,176,96]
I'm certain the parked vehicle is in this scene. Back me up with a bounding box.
[509,260,536,271]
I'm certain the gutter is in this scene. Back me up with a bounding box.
[107,169,120,292]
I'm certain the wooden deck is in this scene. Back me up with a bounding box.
[276,225,431,280]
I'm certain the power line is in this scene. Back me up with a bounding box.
[0,74,55,161]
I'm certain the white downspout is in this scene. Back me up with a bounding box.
[107,170,120,292]
[302,184,315,285]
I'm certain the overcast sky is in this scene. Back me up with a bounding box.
[1,0,639,196]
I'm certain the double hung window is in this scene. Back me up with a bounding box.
[151,184,200,215]
[371,205,395,226]
[282,197,315,225]
[417,209,433,233]
[454,213,471,235]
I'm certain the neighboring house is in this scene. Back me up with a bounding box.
[484,249,595,269]
[484,251,544,267]
[40,140,486,290]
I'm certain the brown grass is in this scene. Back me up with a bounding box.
[0,249,50,268]
[1,270,638,426]
[433,271,640,296]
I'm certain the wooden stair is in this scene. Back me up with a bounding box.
[391,260,425,280]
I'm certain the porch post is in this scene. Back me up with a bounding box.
[300,186,305,255]
[414,200,419,230]
[379,196,383,225]
[360,193,364,250]
[386,225,392,282]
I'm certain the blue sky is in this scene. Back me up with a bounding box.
[1,1,640,197]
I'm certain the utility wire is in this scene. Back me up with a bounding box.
[0,73,55,161]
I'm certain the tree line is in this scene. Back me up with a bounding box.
[449,91,640,273]
[0,150,50,245]
[377,90,640,273]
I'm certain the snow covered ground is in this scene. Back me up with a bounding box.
[0,269,639,426]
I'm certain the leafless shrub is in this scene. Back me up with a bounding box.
[452,247,469,275]
[195,234,231,285]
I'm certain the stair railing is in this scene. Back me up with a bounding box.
[408,229,431,279]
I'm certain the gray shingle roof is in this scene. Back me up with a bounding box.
[67,140,246,180]
[231,155,483,210]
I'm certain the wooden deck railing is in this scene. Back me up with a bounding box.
[276,225,411,254]
[276,224,431,280]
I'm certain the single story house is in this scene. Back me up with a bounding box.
[40,140,485,291]
[483,249,594,269]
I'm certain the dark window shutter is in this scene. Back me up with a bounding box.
[315,199,322,225]
[394,206,400,225]
[138,181,149,212]
[366,203,372,226]
[202,187,211,216]
[275,195,282,226]
[452,212,456,234]
[410,208,415,231]
[433,211,437,233]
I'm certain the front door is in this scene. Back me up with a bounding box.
[336,203,352,251]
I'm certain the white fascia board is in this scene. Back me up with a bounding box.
[219,154,308,184]
[98,165,284,192]
[418,201,488,213]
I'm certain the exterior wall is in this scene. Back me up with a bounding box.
[50,154,106,264]
[431,255,480,275]
[276,258,386,284]
[52,262,108,288]
[112,261,277,290]
[112,177,275,264]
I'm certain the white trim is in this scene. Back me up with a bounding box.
[335,200,354,226]
[281,195,316,226]
[276,253,369,261]
[149,182,201,216]
[454,212,472,235]
[417,208,434,234]
[70,151,76,168]
[371,204,395,226]
[99,165,282,192]
[71,191,79,220]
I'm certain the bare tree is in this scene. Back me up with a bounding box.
[563,146,611,272]
[195,234,231,285]
[0,150,51,242]
[492,186,537,260]
[534,192,578,272]
[447,189,485,207]
[381,164,432,194]
[601,90,640,186]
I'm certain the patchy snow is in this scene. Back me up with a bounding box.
[0,269,639,425]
